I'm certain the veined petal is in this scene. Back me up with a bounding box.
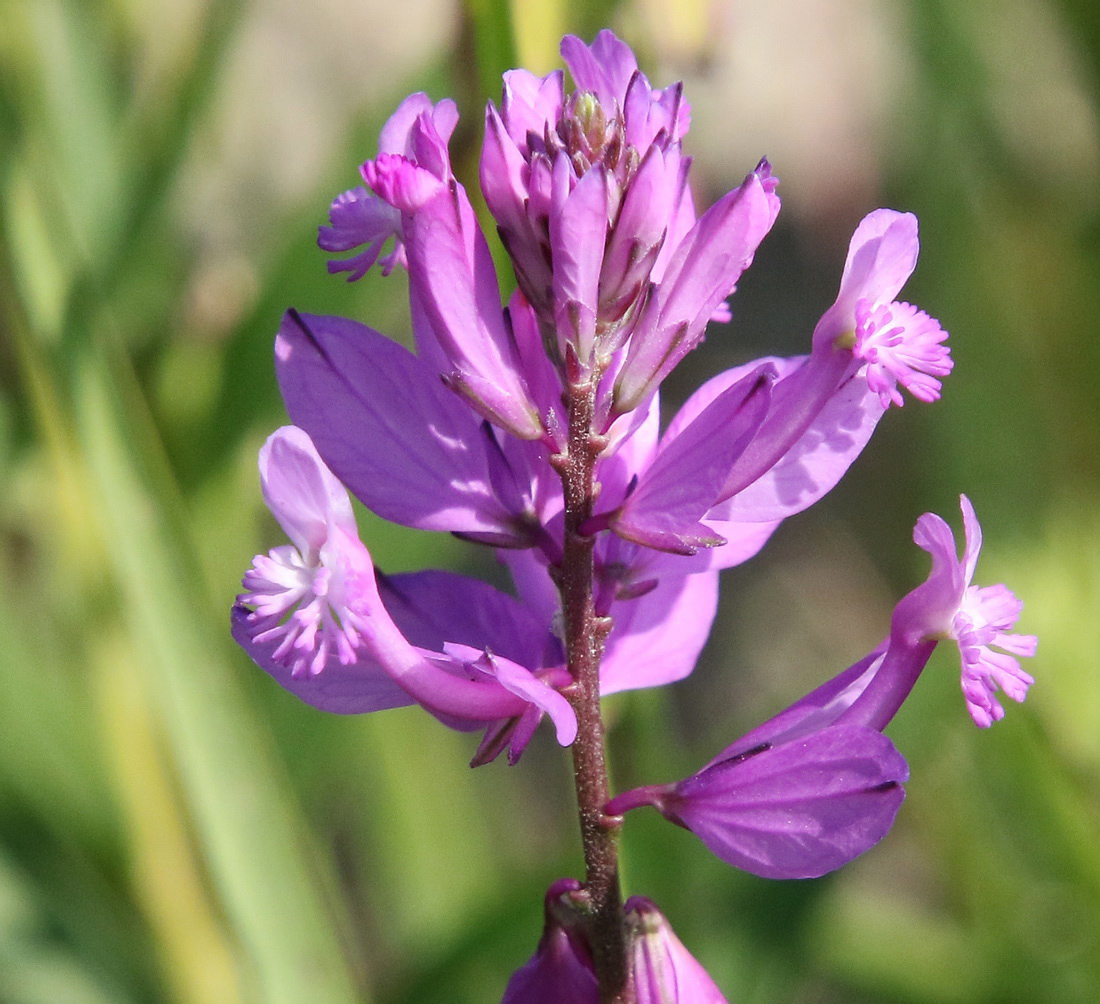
[662,726,908,879]
[480,108,549,311]
[703,358,887,521]
[600,570,719,694]
[612,365,773,553]
[712,346,857,507]
[275,310,526,538]
[626,898,728,1004]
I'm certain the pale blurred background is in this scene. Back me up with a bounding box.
[2,0,1098,1001]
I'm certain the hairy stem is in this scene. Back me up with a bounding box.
[557,370,629,1003]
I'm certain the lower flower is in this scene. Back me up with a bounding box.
[232,426,576,763]
[605,495,1036,879]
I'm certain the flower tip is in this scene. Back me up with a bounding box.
[753,156,777,189]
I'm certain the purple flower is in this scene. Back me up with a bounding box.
[502,885,727,1003]
[319,92,459,280]
[863,493,1038,729]
[707,210,951,528]
[817,210,952,408]
[605,496,1036,878]
[595,208,952,560]
[241,31,964,758]
[232,426,577,762]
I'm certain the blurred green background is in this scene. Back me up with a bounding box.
[2,0,1098,1000]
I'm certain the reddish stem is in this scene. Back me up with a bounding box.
[556,369,631,1003]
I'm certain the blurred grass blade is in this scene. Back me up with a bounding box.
[72,335,363,1004]
[463,0,517,102]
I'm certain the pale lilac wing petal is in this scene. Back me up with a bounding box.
[275,310,519,536]
[600,571,719,694]
[716,373,886,522]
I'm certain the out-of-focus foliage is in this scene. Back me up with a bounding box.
[0,0,1096,1001]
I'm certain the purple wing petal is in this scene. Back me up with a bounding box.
[275,310,520,537]
[722,649,886,760]
[600,570,719,694]
[380,569,562,672]
[671,725,908,879]
[716,371,886,522]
